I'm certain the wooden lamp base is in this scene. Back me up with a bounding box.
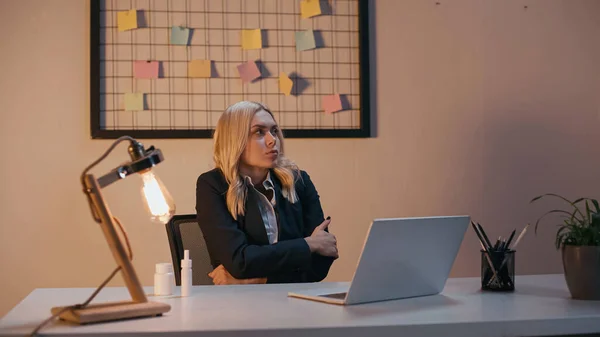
[51,301,171,324]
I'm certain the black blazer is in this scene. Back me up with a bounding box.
[195,168,335,283]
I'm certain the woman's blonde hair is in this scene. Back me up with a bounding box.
[213,101,299,219]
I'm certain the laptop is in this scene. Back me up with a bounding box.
[288,215,469,305]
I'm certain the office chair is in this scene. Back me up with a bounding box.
[165,214,213,286]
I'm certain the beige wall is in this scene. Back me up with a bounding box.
[1,0,599,317]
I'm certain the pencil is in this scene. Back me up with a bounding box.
[509,224,529,251]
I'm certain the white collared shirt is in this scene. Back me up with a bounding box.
[244,172,278,244]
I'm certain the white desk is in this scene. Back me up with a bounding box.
[1,274,600,337]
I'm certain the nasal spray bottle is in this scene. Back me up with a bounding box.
[181,249,192,296]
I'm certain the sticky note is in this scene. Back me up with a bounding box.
[295,30,316,51]
[134,61,159,79]
[125,93,145,111]
[301,0,322,19]
[188,60,212,78]
[279,73,293,96]
[117,9,137,32]
[242,29,262,50]
[237,60,261,83]
[171,26,190,45]
[322,94,343,114]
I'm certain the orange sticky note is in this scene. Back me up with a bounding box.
[188,60,212,78]
[301,0,322,19]
[322,94,343,114]
[241,29,262,50]
[117,9,137,32]
[134,61,159,79]
[279,73,293,96]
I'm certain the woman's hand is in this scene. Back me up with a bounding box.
[304,218,339,258]
[208,265,268,285]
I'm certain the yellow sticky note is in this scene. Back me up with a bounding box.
[241,29,262,50]
[124,93,144,111]
[279,73,293,96]
[117,9,137,32]
[188,60,212,78]
[301,0,321,19]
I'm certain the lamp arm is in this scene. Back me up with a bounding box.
[81,136,135,222]
[81,136,135,183]
[96,147,165,189]
[83,173,148,303]
[97,165,134,189]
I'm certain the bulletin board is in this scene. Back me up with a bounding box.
[91,0,370,139]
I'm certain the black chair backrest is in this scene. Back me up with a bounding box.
[165,214,213,285]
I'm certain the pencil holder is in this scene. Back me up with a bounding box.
[481,249,515,291]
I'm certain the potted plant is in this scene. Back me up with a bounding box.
[531,193,600,300]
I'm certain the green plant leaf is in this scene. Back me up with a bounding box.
[586,200,592,223]
[531,194,600,247]
[592,199,600,213]
[555,225,570,249]
[530,195,545,203]
[534,209,581,234]
[570,208,578,224]
[530,193,585,219]
[592,213,600,227]
[556,233,566,249]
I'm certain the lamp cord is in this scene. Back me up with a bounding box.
[29,217,133,336]
[81,136,135,184]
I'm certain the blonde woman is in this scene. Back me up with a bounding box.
[196,101,338,285]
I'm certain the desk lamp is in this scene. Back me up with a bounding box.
[49,136,174,324]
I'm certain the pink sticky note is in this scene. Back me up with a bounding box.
[237,60,261,83]
[134,61,159,79]
[322,94,343,114]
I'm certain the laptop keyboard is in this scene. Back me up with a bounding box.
[319,292,347,299]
